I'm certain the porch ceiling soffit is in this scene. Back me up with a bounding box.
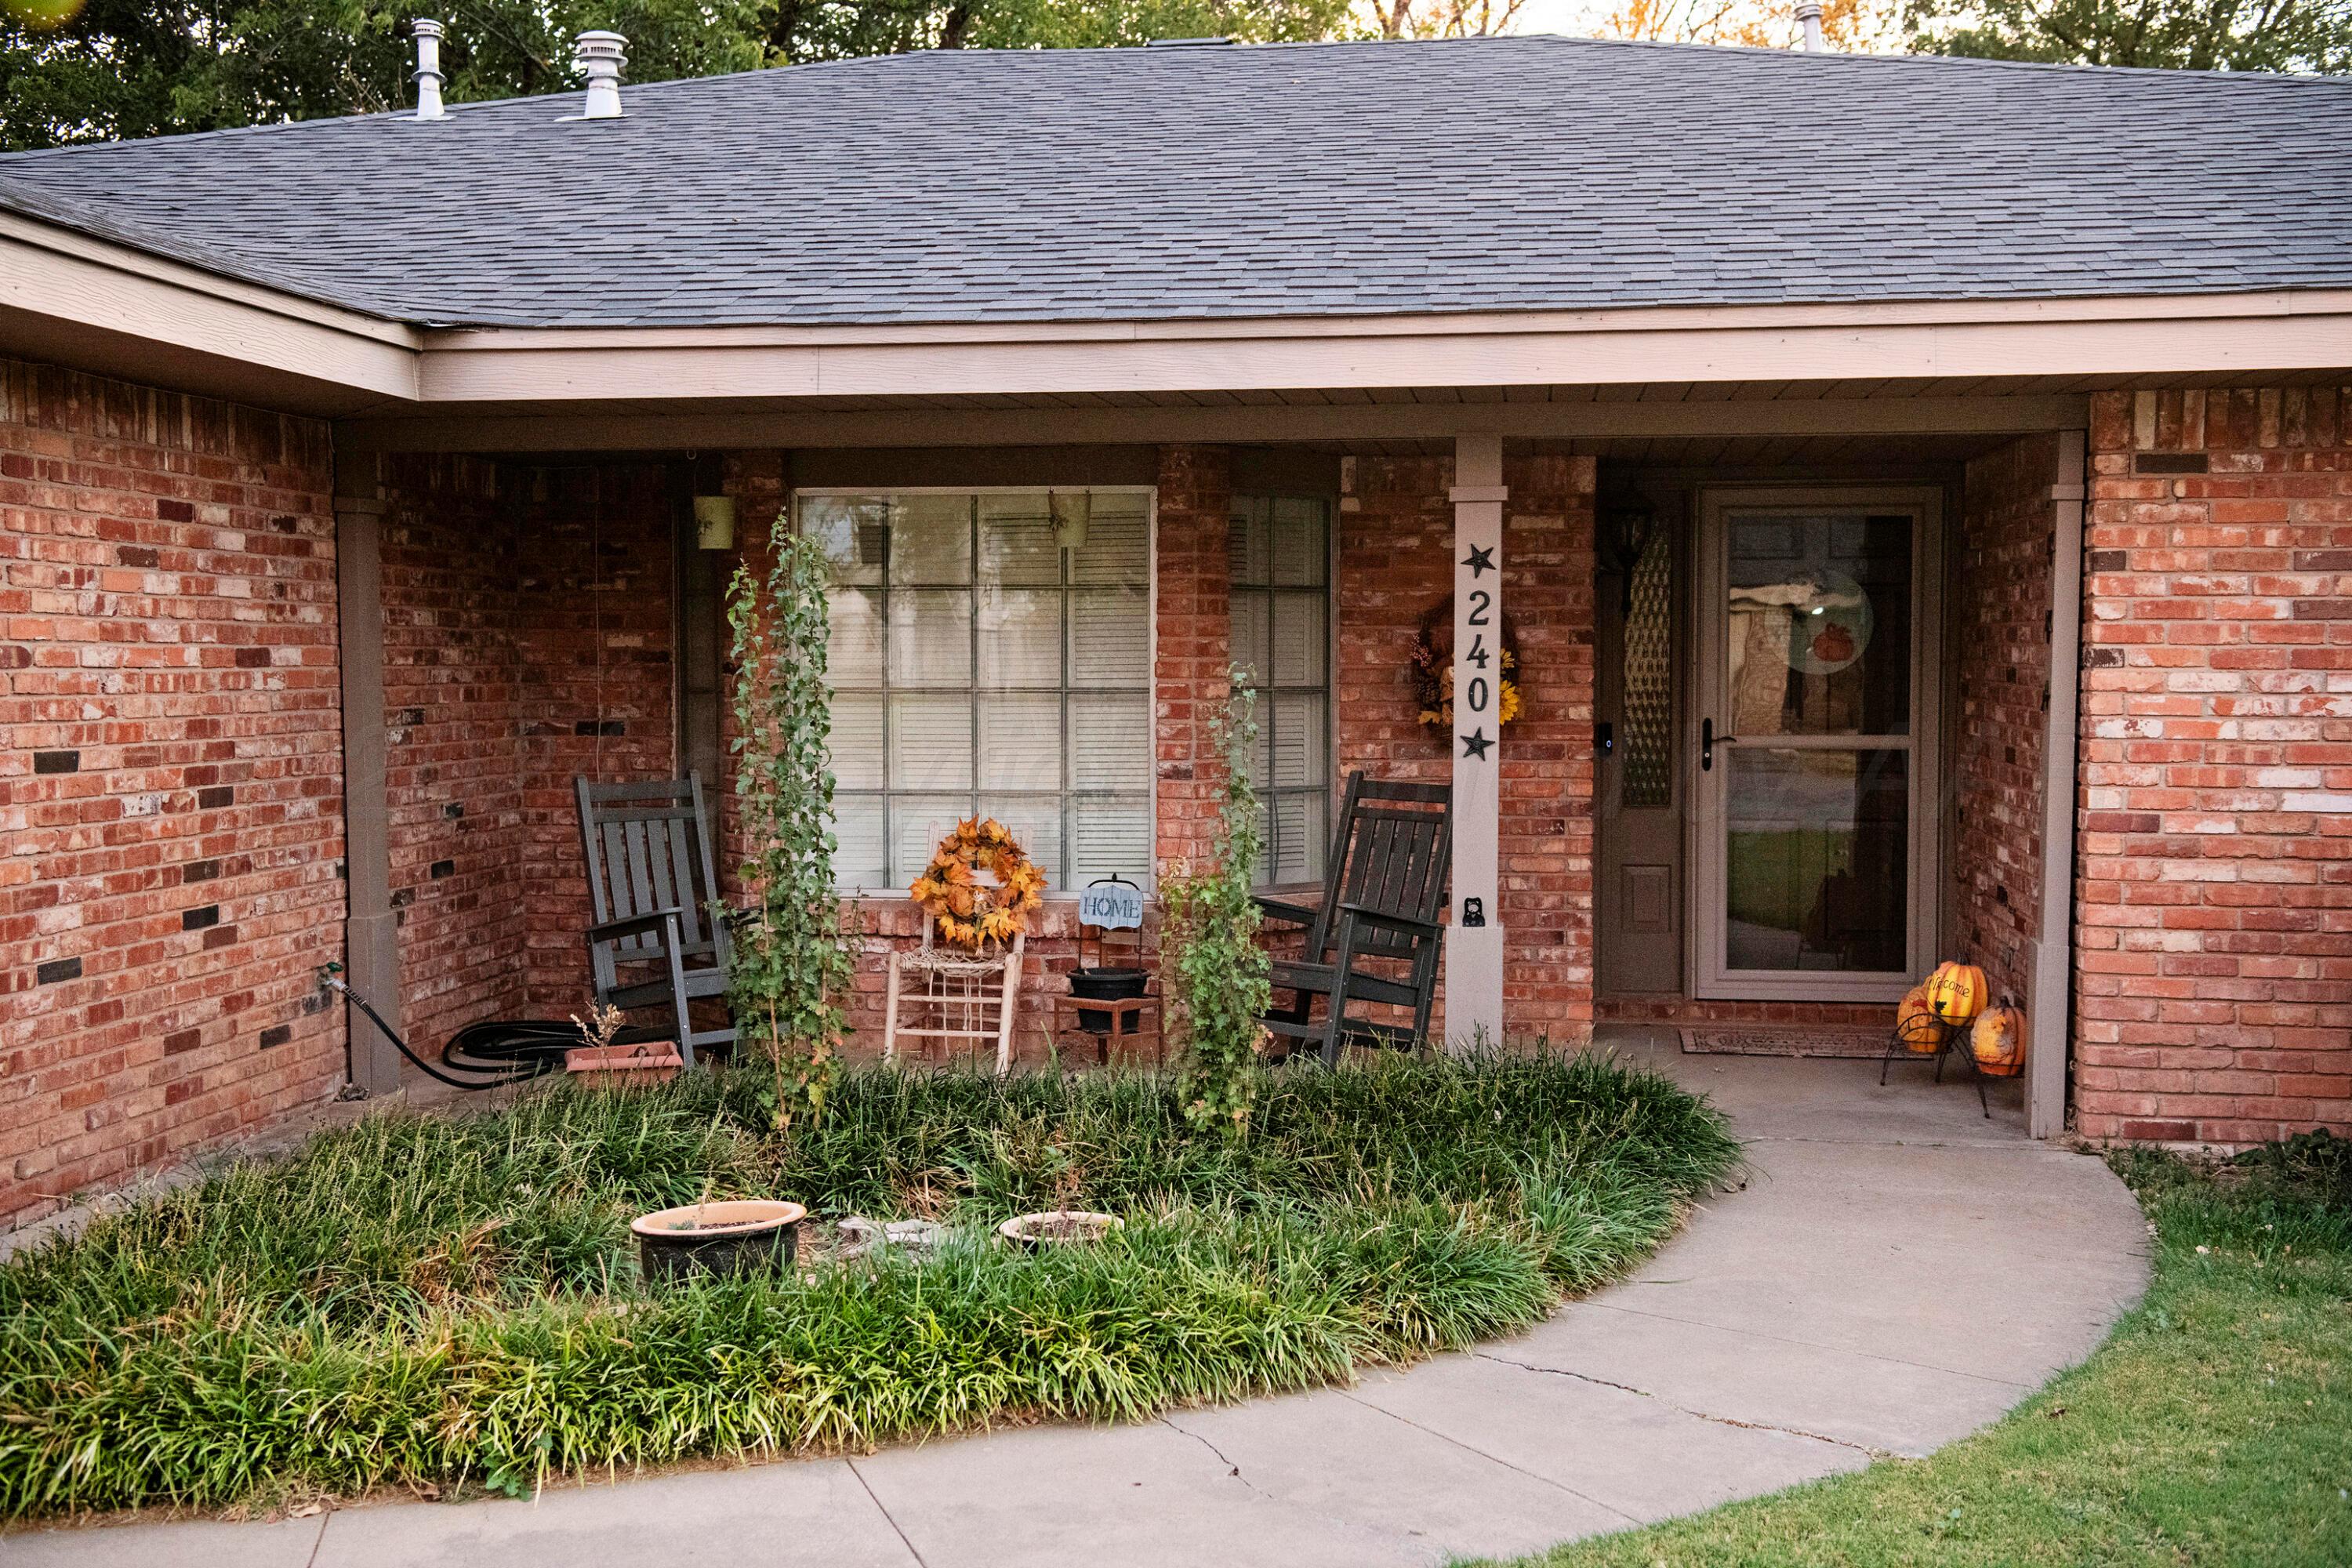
[0,213,421,411]
[341,391,2096,454]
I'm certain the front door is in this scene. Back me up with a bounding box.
[1691,488,1941,1002]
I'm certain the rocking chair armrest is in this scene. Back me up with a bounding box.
[1253,895,1317,928]
[585,909,684,946]
[1333,901,1443,937]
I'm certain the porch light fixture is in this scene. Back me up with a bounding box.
[1050,490,1091,554]
[692,495,735,550]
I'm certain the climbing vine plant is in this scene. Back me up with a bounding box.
[724,523,853,1131]
[1160,677,1272,1136]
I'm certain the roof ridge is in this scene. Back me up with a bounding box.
[4,34,2344,168]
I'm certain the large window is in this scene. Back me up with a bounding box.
[1229,495,1332,887]
[801,488,1154,893]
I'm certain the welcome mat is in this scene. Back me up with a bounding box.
[1679,1027,1889,1059]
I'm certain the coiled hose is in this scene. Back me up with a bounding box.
[321,963,579,1091]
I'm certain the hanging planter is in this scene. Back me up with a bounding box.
[632,1200,806,1283]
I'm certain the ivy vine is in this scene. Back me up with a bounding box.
[724,523,853,1132]
[1160,676,1273,1137]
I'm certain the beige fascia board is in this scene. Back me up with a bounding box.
[342,391,2093,454]
[416,290,2352,405]
[0,213,422,404]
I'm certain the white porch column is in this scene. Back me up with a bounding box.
[1446,435,1506,1049]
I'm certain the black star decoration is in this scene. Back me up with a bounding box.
[1460,728,1493,760]
[1461,544,1496,578]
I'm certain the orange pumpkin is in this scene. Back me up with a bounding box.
[1969,1004,2027,1078]
[1924,961,1990,1025]
[1895,983,1942,1054]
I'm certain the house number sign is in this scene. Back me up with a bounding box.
[1447,436,1507,1047]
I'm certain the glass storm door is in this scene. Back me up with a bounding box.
[1692,489,1941,1002]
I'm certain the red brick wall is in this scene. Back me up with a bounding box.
[1337,452,1598,1043]
[377,458,676,1051]
[1952,433,2060,1007]
[2075,387,2352,1146]
[1,358,343,1229]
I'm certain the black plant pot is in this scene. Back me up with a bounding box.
[631,1200,804,1283]
[1068,966,1148,1034]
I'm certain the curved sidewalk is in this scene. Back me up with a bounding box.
[11,1028,2149,1568]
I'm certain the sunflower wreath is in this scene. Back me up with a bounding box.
[1411,595,1523,732]
[908,817,1047,950]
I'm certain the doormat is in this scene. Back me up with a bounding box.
[1679,1027,1889,1059]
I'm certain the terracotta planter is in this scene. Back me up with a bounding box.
[632,1200,805,1283]
[996,1210,1123,1250]
[567,1042,684,1086]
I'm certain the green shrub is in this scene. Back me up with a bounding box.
[0,1051,1737,1517]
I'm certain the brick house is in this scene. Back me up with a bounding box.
[2,35,2347,1229]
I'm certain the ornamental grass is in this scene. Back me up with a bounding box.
[0,1050,1737,1519]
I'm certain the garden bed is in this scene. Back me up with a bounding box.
[0,1051,1737,1519]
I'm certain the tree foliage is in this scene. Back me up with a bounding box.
[1159,677,1272,1137]
[0,0,1353,151]
[724,524,854,1132]
[1907,0,2352,72]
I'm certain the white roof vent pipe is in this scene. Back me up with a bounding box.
[412,18,447,121]
[575,31,627,119]
[1795,1,1825,50]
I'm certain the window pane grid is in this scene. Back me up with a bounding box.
[806,491,1152,893]
[1231,493,1333,890]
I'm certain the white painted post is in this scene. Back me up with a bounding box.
[1447,435,1507,1051]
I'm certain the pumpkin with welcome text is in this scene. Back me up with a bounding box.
[1969,1004,2028,1078]
[1923,961,1990,1025]
[1895,983,1942,1054]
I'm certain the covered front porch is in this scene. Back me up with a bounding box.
[331,385,2085,1136]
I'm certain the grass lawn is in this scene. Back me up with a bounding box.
[1482,1134,2352,1568]
[0,1051,1737,1519]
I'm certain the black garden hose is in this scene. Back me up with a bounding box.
[321,963,593,1091]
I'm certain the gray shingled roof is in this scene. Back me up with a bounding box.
[4,35,2350,329]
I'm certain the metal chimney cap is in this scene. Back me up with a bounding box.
[572,29,628,119]
[411,16,448,122]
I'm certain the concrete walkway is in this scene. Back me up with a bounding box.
[10,1029,2149,1568]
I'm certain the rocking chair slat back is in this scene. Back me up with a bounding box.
[577,775,730,975]
[1324,784,1452,961]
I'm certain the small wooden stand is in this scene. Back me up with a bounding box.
[1052,877,1161,1067]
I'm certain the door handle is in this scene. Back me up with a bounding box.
[1700,717,1734,771]
[1595,720,1613,759]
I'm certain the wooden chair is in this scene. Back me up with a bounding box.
[575,775,735,1067]
[1258,771,1452,1065]
[883,907,1025,1077]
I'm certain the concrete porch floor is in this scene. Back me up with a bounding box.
[9,1025,2151,1568]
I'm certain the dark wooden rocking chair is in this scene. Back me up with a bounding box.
[1258,771,1452,1065]
[575,775,735,1067]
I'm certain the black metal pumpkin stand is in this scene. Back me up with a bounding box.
[1880,1011,1993,1118]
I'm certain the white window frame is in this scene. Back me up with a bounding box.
[794,485,1159,897]
[1229,492,1338,894]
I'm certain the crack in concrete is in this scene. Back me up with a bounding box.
[846,1457,932,1568]
[1566,1297,2038,1389]
[1338,1393,1642,1528]
[1472,1352,1896,1459]
[1157,1417,1428,1551]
